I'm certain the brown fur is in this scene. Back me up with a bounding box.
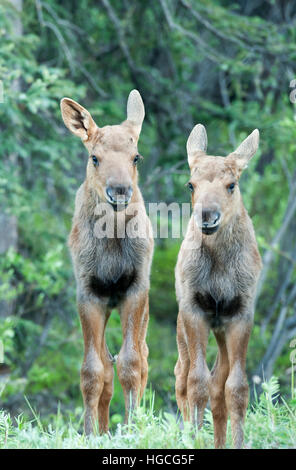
[60,90,154,434]
[175,125,262,448]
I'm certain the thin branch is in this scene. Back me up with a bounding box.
[254,311,296,385]
[100,0,139,73]
[21,311,53,375]
[35,0,74,73]
[279,155,293,189]
[218,70,236,147]
[179,0,250,51]
[40,1,85,35]
[143,159,187,188]
[260,249,296,335]
[256,187,296,299]
[159,0,225,64]
[35,0,107,97]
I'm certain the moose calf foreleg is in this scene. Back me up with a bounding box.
[117,291,148,422]
[139,299,149,399]
[98,339,114,434]
[225,320,251,449]
[183,313,210,428]
[79,302,107,435]
[175,314,190,420]
[210,331,229,448]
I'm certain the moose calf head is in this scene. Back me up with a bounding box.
[60,90,145,210]
[186,124,259,234]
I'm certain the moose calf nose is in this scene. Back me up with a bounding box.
[202,209,221,228]
[106,185,133,204]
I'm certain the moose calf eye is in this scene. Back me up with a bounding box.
[187,182,194,193]
[228,182,235,193]
[92,155,99,167]
[133,155,140,165]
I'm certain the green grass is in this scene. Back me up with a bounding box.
[0,378,295,449]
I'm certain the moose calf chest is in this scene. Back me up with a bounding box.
[194,291,242,329]
[88,270,137,308]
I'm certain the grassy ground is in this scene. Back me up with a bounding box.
[0,378,295,449]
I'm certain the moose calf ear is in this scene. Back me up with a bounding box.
[231,129,259,170]
[186,124,208,169]
[60,98,97,142]
[125,89,145,138]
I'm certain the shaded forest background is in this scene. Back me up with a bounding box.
[0,0,296,427]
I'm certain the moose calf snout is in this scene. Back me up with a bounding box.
[202,208,221,228]
[193,203,221,235]
[106,184,133,208]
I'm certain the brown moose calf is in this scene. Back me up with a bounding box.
[60,90,153,435]
[175,124,262,448]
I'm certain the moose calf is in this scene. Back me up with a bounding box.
[175,124,262,448]
[60,90,153,434]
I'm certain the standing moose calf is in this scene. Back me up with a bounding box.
[60,90,153,434]
[175,124,262,448]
